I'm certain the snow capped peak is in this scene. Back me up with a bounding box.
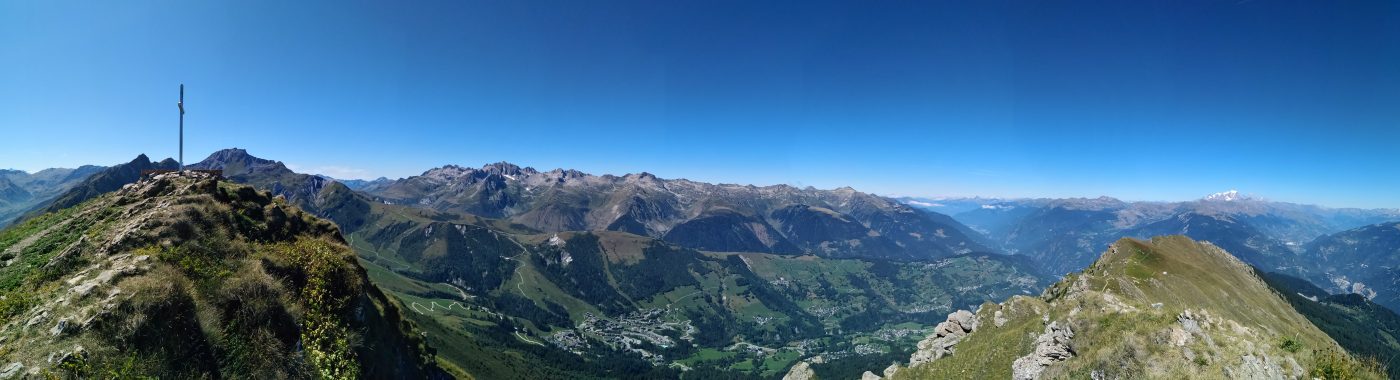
[1203,189,1249,202]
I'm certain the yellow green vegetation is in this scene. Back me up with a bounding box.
[267,239,361,379]
[890,236,1385,379]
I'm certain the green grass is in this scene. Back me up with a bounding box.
[896,300,1044,379]
[758,349,802,377]
[680,348,736,366]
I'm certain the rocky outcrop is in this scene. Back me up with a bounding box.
[883,363,900,378]
[782,361,816,380]
[1227,354,1286,379]
[0,362,22,379]
[909,309,980,366]
[1011,321,1075,380]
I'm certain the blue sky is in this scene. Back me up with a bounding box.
[2,1,1398,208]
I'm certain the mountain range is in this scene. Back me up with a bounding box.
[903,195,1400,308]
[5,148,1400,379]
[357,162,991,260]
[0,165,105,226]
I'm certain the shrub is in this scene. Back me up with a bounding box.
[264,239,362,380]
[1310,349,1383,379]
[1280,336,1302,353]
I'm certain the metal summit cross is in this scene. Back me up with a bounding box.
[144,84,219,178]
[178,84,185,170]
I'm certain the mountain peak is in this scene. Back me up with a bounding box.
[190,148,287,173]
[1202,189,1254,202]
[480,161,533,176]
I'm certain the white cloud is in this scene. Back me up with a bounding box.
[286,163,373,180]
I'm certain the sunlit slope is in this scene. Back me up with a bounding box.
[887,236,1380,379]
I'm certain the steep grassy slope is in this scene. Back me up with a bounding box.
[881,236,1381,379]
[1124,213,1301,274]
[1261,271,1400,378]
[0,173,443,378]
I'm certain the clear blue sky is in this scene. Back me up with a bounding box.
[2,1,1398,208]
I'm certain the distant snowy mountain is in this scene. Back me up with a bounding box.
[1202,189,1255,202]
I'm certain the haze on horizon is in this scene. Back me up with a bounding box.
[2,1,1398,208]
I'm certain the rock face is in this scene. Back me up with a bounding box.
[1228,354,1287,379]
[909,309,980,366]
[0,362,22,379]
[782,361,816,380]
[1011,321,1075,380]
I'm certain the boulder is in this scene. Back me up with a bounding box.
[909,309,980,366]
[1011,321,1075,380]
[883,363,900,378]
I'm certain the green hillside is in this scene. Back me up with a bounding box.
[1261,271,1400,378]
[0,173,443,378]
[885,236,1383,380]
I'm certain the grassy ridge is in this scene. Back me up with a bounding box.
[894,236,1384,379]
[0,174,443,379]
